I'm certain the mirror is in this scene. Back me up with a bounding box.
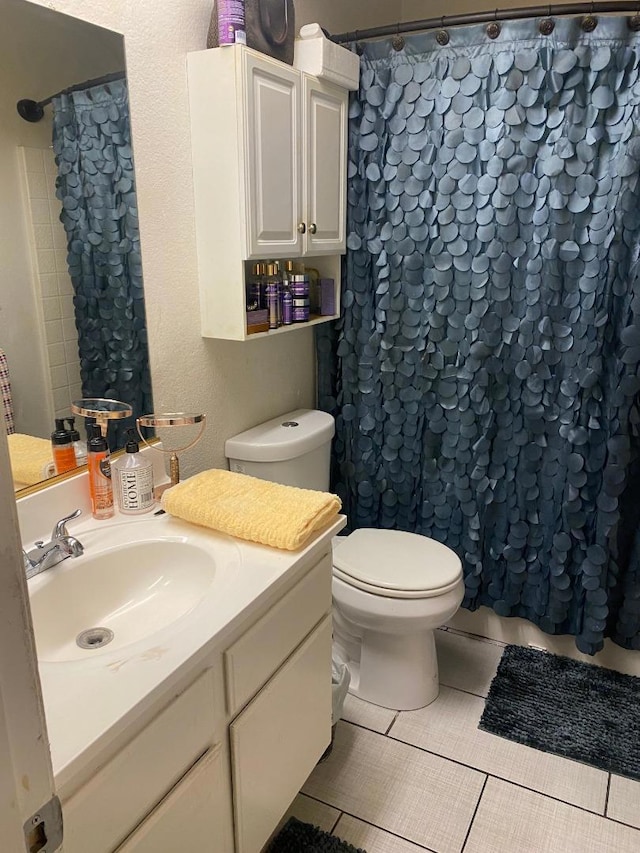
[0,0,152,493]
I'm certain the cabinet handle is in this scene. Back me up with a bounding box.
[297,222,307,234]
[309,223,317,235]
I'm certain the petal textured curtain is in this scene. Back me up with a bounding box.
[317,17,640,654]
[52,79,152,447]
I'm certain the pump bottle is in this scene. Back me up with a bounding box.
[112,429,155,515]
[51,418,76,474]
[65,417,87,467]
[87,424,114,520]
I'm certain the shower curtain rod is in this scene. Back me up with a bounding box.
[16,70,126,123]
[329,1,640,44]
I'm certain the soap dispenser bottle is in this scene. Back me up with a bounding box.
[65,417,87,467]
[87,424,114,520]
[51,418,76,474]
[112,429,155,515]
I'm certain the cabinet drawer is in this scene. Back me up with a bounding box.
[62,669,215,853]
[225,554,331,715]
[114,745,232,853]
[231,614,332,853]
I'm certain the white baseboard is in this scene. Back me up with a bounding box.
[447,605,640,678]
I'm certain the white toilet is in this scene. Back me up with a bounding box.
[225,409,465,711]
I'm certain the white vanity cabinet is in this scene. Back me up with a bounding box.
[187,45,348,340]
[60,548,334,853]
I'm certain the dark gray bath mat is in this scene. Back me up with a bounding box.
[268,818,365,853]
[479,645,640,780]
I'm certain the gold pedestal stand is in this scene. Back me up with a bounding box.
[136,412,206,498]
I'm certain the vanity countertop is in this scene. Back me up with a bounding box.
[19,481,345,798]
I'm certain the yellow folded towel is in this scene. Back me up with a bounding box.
[161,469,342,551]
[8,433,55,488]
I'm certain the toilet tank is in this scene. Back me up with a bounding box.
[225,409,335,491]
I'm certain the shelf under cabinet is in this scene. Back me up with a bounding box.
[245,313,340,340]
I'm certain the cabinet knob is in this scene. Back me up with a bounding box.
[309,223,317,235]
[297,222,307,234]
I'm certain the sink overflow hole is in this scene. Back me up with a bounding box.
[76,627,114,650]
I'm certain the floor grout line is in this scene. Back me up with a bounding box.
[332,807,438,851]
[366,720,615,823]
[440,625,508,648]
[438,682,490,700]
[301,792,437,849]
[460,774,489,853]
[604,773,611,816]
[329,809,343,835]
[384,710,400,735]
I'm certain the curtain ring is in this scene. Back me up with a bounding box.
[392,21,405,51]
[581,11,598,32]
[436,16,450,45]
[539,7,555,35]
[628,6,640,30]
[486,9,501,39]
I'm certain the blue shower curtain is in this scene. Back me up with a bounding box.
[317,16,640,654]
[52,79,152,447]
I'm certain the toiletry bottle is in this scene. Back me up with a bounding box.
[51,418,76,474]
[112,429,155,515]
[65,417,87,467]
[282,282,293,325]
[266,262,280,330]
[247,262,262,310]
[291,273,310,323]
[87,424,114,520]
[256,262,266,308]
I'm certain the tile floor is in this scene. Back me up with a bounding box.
[284,629,640,853]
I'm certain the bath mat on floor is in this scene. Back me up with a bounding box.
[268,818,366,852]
[479,645,640,780]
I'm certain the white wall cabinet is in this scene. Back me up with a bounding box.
[187,45,348,340]
[62,551,333,853]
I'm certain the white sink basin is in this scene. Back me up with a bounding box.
[29,525,237,663]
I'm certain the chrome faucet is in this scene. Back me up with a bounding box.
[23,509,85,580]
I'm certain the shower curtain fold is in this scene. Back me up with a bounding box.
[317,15,640,654]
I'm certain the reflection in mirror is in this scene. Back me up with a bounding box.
[1,0,152,494]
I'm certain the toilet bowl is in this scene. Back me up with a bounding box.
[225,410,465,712]
[332,528,464,711]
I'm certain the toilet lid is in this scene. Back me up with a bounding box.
[333,528,462,593]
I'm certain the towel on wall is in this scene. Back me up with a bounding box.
[161,468,341,550]
[8,433,55,489]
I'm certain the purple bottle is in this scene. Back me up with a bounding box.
[217,0,246,45]
[282,286,293,325]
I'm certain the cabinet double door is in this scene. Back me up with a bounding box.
[244,53,347,259]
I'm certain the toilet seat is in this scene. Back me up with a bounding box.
[333,528,462,600]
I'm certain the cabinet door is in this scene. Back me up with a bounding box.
[230,615,332,853]
[304,76,348,254]
[244,53,302,258]
[114,746,233,853]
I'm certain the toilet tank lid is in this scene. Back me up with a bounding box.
[333,528,463,592]
[224,409,335,463]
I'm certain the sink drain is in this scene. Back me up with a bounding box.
[76,627,114,650]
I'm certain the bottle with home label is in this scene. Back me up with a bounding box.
[112,429,155,515]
